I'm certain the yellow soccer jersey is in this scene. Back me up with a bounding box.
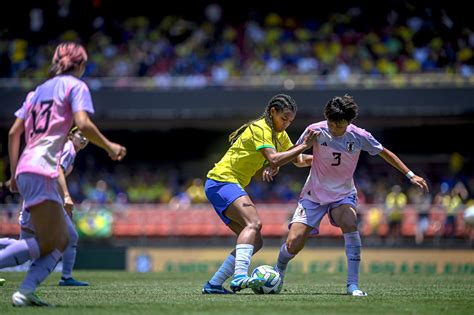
[207,118,293,187]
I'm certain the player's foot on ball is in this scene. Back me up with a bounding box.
[202,281,234,294]
[273,266,285,280]
[12,291,52,307]
[347,284,368,296]
[58,277,89,286]
[230,274,265,293]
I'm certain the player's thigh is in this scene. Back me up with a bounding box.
[331,204,357,227]
[29,200,68,251]
[225,195,260,227]
[287,222,313,250]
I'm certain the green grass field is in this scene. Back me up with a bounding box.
[0,271,473,314]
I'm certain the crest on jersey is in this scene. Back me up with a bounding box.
[346,141,355,152]
[296,203,306,217]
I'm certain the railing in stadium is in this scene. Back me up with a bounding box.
[0,204,470,239]
[0,73,473,90]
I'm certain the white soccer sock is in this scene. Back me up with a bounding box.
[209,253,235,286]
[344,231,361,286]
[234,244,254,277]
[276,244,295,276]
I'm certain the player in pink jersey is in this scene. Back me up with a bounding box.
[0,127,90,287]
[274,95,429,296]
[2,42,126,307]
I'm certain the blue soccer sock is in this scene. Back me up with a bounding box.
[344,231,361,287]
[61,215,79,279]
[20,249,62,294]
[0,238,40,269]
[234,244,254,277]
[209,253,235,286]
[0,237,16,249]
[276,244,295,276]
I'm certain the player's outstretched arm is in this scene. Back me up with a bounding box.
[57,166,74,216]
[293,154,313,168]
[7,118,25,192]
[378,147,429,192]
[74,111,127,161]
[260,129,318,168]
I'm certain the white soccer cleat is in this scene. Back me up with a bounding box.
[347,284,368,296]
[12,291,52,307]
[0,278,5,286]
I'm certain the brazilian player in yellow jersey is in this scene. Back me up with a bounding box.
[202,94,317,294]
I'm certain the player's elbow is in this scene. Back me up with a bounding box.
[74,114,92,132]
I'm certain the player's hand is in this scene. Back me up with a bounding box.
[263,166,279,182]
[64,195,74,217]
[5,178,18,193]
[302,129,320,149]
[108,142,127,161]
[411,175,429,193]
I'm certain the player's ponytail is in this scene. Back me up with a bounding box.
[50,42,88,76]
[228,94,297,147]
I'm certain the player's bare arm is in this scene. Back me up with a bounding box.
[7,118,25,192]
[378,147,429,192]
[259,129,318,168]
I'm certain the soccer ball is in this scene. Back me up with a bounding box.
[251,265,283,294]
[464,206,474,227]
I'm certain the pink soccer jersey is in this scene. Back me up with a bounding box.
[60,140,77,176]
[15,75,94,178]
[297,121,383,205]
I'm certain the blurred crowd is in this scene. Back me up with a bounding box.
[1,154,472,209]
[1,152,473,244]
[1,2,473,80]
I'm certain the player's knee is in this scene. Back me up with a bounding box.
[247,220,262,232]
[340,221,358,233]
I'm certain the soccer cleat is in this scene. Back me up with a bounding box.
[347,284,368,296]
[273,265,285,281]
[0,278,5,286]
[230,274,265,293]
[58,277,89,286]
[12,291,52,307]
[202,281,234,294]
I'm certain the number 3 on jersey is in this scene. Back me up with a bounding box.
[31,100,53,135]
[331,152,341,166]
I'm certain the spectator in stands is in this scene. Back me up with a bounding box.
[385,185,407,245]
[368,206,384,236]
[0,4,472,80]
[86,180,115,204]
[409,186,433,245]
[186,178,206,203]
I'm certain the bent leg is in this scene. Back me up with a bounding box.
[224,195,262,277]
[29,200,69,255]
[17,201,68,295]
[276,223,312,275]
